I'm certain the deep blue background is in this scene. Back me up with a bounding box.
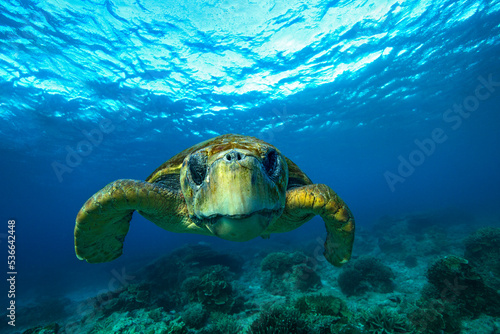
[1,0,499,307]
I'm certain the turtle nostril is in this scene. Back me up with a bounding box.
[225,151,244,162]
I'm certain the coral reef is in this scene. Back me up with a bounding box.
[88,309,187,334]
[294,294,350,319]
[290,263,322,292]
[22,323,60,334]
[181,302,208,329]
[182,265,235,312]
[248,305,309,334]
[260,251,307,275]
[173,243,243,274]
[95,283,151,316]
[129,243,244,312]
[55,247,245,334]
[461,315,500,334]
[407,298,461,334]
[426,255,500,317]
[141,243,242,290]
[199,312,242,334]
[293,293,354,333]
[15,214,500,334]
[464,227,500,290]
[359,307,413,334]
[260,251,321,294]
[337,256,395,296]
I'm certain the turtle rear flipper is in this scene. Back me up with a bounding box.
[74,179,188,263]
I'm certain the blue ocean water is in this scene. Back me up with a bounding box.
[1,0,500,332]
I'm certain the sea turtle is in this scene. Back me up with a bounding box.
[74,134,355,266]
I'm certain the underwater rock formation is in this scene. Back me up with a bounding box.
[337,256,395,296]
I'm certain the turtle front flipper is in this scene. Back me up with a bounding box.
[268,184,355,267]
[74,179,192,263]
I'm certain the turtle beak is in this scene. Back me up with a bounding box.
[184,148,287,241]
[205,151,278,216]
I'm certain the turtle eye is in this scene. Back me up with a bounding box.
[188,153,208,186]
[263,149,280,180]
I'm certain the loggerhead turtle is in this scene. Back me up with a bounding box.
[74,134,355,266]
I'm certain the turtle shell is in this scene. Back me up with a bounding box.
[145,134,312,191]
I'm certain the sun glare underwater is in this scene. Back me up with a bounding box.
[1,0,500,333]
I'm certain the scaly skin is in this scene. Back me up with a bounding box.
[74,134,355,266]
[266,184,355,267]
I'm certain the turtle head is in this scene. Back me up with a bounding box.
[180,137,288,241]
